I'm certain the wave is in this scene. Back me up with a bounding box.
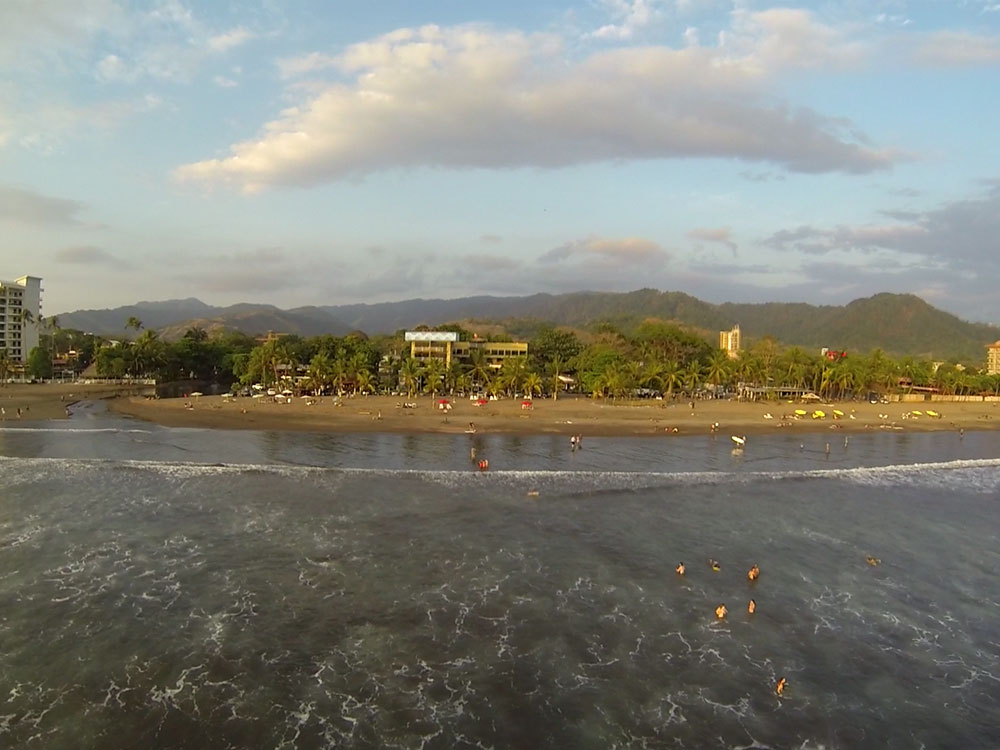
[2,455,998,492]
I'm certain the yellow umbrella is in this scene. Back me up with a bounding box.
[833,409,844,418]
[926,409,940,418]
[794,409,807,416]
[812,410,826,419]
[912,410,923,416]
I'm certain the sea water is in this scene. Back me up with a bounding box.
[0,403,998,748]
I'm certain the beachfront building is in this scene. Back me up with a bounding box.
[0,275,42,364]
[987,340,1000,375]
[404,331,528,371]
[719,324,741,359]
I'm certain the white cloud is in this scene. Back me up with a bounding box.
[207,26,255,53]
[0,185,88,225]
[177,18,897,191]
[213,75,239,88]
[909,31,1000,66]
[687,226,737,254]
[540,236,667,263]
[763,184,1000,271]
[587,0,662,40]
[54,244,127,266]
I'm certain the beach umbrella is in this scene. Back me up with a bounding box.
[912,410,923,416]
[812,410,826,419]
[190,392,203,397]
[833,409,844,418]
[926,409,940,418]
[794,409,807,416]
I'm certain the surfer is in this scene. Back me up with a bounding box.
[709,559,720,572]
[715,604,728,619]
[748,598,756,614]
[747,564,760,582]
[675,562,685,576]
[776,677,787,696]
[866,555,881,566]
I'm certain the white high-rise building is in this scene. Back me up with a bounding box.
[719,324,741,359]
[0,275,42,364]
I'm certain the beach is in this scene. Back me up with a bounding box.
[101,388,1000,436]
[4,382,999,435]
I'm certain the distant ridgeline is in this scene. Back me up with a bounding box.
[54,290,998,361]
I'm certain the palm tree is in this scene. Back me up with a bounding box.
[125,316,143,336]
[547,355,567,400]
[422,357,446,398]
[660,359,682,398]
[399,357,423,398]
[704,350,731,393]
[682,361,702,396]
[183,326,208,342]
[306,352,334,394]
[499,356,528,397]
[131,329,163,378]
[355,369,375,395]
[468,348,491,392]
[522,371,542,399]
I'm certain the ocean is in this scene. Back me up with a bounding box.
[1,401,998,749]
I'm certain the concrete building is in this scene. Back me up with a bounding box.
[987,340,1000,375]
[719,324,741,359]
[0,275,42,364]
[404,331,528,370]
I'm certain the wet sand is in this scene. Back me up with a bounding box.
[104,391,1000,437]
[1,382,148,422]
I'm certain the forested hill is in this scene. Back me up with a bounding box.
[322,290,997,361]
[56,290,998,361]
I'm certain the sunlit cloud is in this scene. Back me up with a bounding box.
[177,15,899,191]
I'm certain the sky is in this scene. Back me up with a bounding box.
[2,1,999,324]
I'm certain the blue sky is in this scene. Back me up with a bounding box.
[2,0,999,323]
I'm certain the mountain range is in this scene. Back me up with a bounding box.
[54,290,1000,362]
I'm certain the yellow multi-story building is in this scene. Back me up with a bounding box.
[719,324,741,359]
[0,275,42,364]
[404,331,528,370]
[987,340,1000,375]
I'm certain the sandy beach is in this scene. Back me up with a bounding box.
[99,389,1000,437]
[4,382,999,436]
[0,382,148,422]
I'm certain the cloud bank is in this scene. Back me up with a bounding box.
[176,12,899,191]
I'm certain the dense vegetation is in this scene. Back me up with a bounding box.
[55,291,1000,361]
[9,316,998,402]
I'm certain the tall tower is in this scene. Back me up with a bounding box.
[719,324,741,359]
[0,275,42,363]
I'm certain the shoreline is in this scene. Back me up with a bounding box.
[107,390,1000,438]
[4,383,999,437]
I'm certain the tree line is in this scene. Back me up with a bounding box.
[8,316,1000,400]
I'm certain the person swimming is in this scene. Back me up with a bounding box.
[675,562,685,575]
[748,598,756,614]
[866,555,881,566]
[709,559,720,571]
[747,564,760,582]
[775,677,787,696]
[715,604,727,619]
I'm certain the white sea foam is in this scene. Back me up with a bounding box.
[1,455,999,494]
